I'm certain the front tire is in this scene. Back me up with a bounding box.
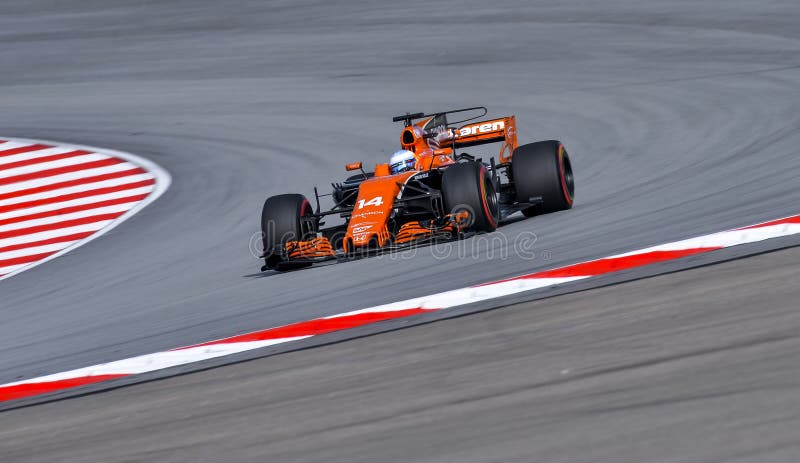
[261,193,314,270]
[512,140,574,216]
[442,162,499,232]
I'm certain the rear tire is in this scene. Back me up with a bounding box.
[512,140,574,216]
[442,162,499,232]
[261,193,314,270]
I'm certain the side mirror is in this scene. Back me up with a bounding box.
[345,162,363,171]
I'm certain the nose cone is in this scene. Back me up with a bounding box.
[344,173,413,251]
[350,224,377,246]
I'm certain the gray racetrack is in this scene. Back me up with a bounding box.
[1,0,799,406]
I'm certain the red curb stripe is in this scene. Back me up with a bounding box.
[180,307,438,349]
[0,144,51,157]
[0,211,126,240]
[478,248,720,286]
[740,215,800,230]
[531,248,719,279]
[0,167,146,202]
[0,375,129,401]
[0,251,57,268]
[0,193,149,227]
[0,158,124,186]
[0,150,92,171]
[0,232,94,253]
[0,178,155,214]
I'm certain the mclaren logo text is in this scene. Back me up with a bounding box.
[458,121,505,137]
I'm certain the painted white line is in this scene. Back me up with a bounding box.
[0,337,313,388]
[327,276,587,318]
[612,222,800,257]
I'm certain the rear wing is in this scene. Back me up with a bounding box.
[453,116,518,163]
[394,107,519,163]
[393,106,486,127]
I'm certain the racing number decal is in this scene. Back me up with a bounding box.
[357,196,383,209]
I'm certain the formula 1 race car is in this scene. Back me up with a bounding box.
[259,106,574,271]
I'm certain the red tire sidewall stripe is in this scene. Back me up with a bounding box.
[299,198,312,239]
[558,144,573,205]
[478,165,497,228]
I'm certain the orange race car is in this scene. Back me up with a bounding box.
[259,107,574,271]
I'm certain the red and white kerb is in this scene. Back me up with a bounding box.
[0,137,170,279]
[2,211,798,403]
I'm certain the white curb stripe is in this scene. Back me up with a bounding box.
[0,202,139,233]
[0,186,154,220]
[0,153,112,179]
[0,241,83,261]
[0,220,115,249]
[0,162,140,195]
[0,173,154,207]
[0,145,82,166]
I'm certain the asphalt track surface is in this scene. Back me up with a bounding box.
[1,0,800,457]
[1,247,799,462]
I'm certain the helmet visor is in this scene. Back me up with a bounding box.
[390,157,415,174]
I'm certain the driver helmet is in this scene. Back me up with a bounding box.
[389,149,416,174]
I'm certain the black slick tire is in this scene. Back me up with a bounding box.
[511,140,574,216]
[442,162,499,232]
[260,193,313,270]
